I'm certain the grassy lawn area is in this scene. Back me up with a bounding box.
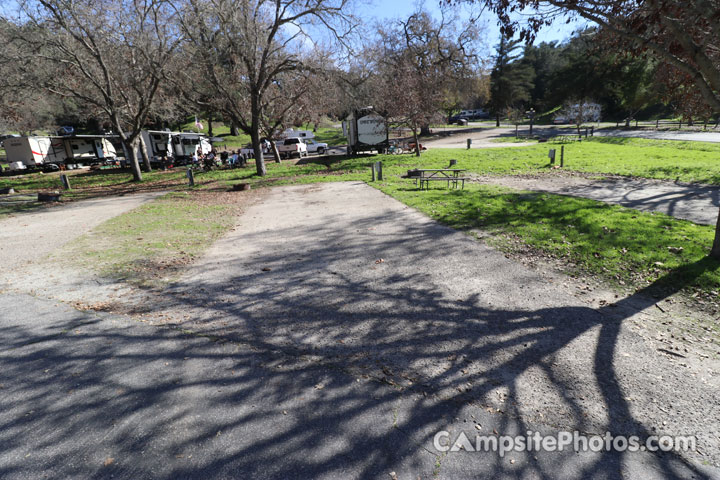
[6,137,720,300]
[379,183,720,297]
[61,191,243,288]
[178,118,346,149]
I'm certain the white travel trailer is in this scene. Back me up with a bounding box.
[3,135,116,171]
[282,128,315,140]
[342,108,389,155]
[170,132,212,161]
[139,130,212,166]
[3,136,65,170]
[63,136,117,163]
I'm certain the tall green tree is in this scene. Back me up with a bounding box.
[489,35,534,126]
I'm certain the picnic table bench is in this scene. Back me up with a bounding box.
[410,169,469,190]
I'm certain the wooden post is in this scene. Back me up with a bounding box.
[590,126,594,137]
[560,145,565,167]
[371,163,376,181]
[186,167,195,186]
[466,139,472,149]
[548,149,556,165]
[60,174,71,190]
[377,161,383,181]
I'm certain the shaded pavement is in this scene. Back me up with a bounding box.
[1,183,719,479]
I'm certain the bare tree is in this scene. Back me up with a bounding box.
[7,0,181,181]
[176,0,356,176]
[373,8,483,156]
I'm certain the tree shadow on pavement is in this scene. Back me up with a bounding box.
[1,206,718,479]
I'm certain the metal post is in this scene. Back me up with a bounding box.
[187,167,195,186]
[560,145,565,167]
[60,174,71,190]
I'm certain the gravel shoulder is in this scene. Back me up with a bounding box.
[474,172,720,225]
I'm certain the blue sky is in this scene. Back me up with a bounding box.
[359,0,589,48]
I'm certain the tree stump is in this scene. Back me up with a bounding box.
[38,191,62,202]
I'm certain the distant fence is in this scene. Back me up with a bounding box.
[616,119,720,130]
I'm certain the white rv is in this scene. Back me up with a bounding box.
[3,136,65,170]
[139,130,212,166]
[170,132,212,161]
[282,128,315,140]
[63,136,117,163]
[343,108,389,155]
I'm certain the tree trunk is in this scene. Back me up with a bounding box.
[230,123,239,136]
[208,113,213,136]
[420,124,431,136]
[124,138,143,181]
[251,95,266,176]
[495,114,500,127]
[269,139,281,163]
[711,208,720,259]
[413,128,421,157]
[138,134,152,172]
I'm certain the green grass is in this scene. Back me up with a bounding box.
[63,192,236,288]
[6,137,720,298]
[490,137,539,143]
[376,183,720,295]
[178,118,346,149]
[178,118,251,148]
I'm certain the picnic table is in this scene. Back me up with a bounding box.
[412,169,469,190]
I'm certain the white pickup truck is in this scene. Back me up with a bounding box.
[303,138,328,155]
[277,137,308,158]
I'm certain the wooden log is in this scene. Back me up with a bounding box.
[38,191,62,202]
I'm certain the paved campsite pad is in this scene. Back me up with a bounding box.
[475,172,720,225]
[2,182,720,479]
[144,182,720,476]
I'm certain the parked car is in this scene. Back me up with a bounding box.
[277,137,308,158]
[449,109,490,123]
[303,138,328,155]
[240,140,271,158]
